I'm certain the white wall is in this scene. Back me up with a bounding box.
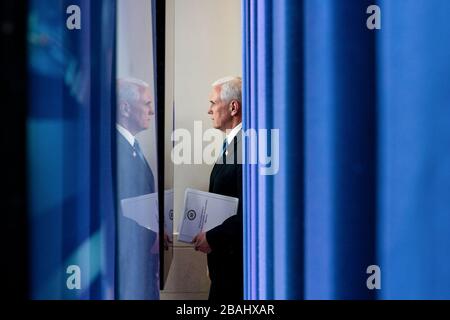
[173,0,242,232]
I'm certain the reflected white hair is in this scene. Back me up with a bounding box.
[117,77,150,106]
[212,76,242,105]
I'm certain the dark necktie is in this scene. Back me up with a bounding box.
[133,140,155,192]
[221,139,228,163]
[222,139,228,155]
[133,140,146,164]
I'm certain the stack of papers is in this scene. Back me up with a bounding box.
[178,188,239,243]
[120,190,174,238]
[121,193,159,232]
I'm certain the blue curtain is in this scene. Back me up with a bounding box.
[27,0,116,299]
[243,0,450,299]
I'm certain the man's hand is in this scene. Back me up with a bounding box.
[164,231,172,251]
[192,232,212,254]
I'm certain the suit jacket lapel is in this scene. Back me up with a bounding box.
[211,132,242,179]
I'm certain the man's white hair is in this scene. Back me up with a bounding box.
[117,77,150,106]
[212,76,242,105]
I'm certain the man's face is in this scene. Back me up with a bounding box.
[208,86,232,132]
[130,86,154,132]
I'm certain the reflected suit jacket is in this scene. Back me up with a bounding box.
[206,132,243,300]
[116,131,159,300]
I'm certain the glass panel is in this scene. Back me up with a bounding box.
[116,0,160,299]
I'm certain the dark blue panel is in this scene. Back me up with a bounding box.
[28,0,116,300]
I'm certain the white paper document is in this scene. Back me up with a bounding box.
[121,193,159,233]
[178,188,239,243]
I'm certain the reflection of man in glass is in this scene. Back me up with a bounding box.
[116,78,158,300]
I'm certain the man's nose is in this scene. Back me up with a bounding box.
[208,108,213,115]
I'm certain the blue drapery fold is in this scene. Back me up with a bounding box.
[243,0,305,300]
[28,0,117,299]
[377,0,450,299]
[243,0,450,299]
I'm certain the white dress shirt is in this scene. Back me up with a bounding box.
[223,122,242,156]
[225,122,242,146]
[116,124,135,147]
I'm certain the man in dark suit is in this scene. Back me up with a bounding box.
[116,78,159,300]
[193,77,243,300]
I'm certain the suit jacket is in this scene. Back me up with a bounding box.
[116,132,159,300]
[206,132,243,300]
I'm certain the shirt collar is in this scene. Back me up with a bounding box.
[116,124,135,146]
[225,122,242,145]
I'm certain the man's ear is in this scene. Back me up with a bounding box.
[119,101,131,117]
[229,100,241,117]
